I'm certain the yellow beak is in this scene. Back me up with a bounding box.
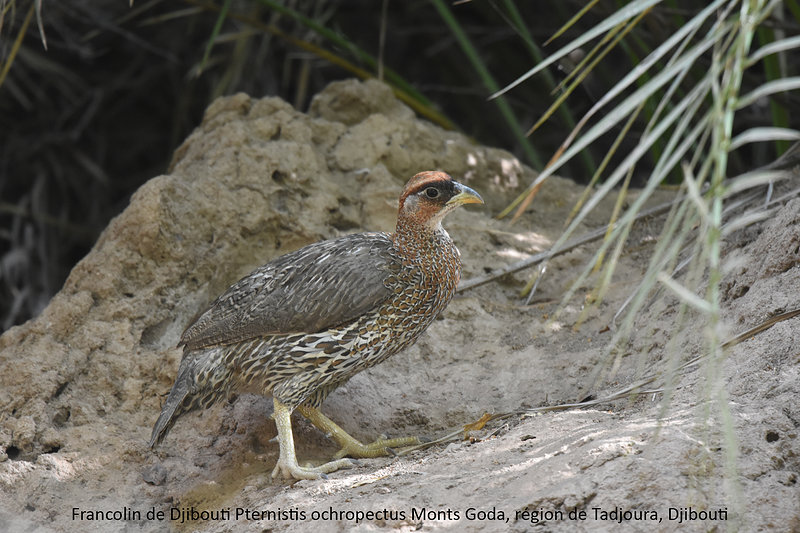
[447,182,484,206]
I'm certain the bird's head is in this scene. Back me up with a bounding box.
[397,171,483,232]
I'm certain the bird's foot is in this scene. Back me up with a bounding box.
[297,405,424,461]
[271,398,356,480]
[271,456,355,480]
[332,435,423,460]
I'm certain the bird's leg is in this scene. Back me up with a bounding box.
[297,405,422,460]
[270,398,354,480]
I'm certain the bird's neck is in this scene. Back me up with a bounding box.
[392,215,452,261]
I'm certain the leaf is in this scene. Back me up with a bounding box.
[462,412,493,439]
[490,0,663,99]
[729,127,800,151]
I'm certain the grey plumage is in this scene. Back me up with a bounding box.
[181,233,400,350]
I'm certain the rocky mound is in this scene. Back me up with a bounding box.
[1,79,797,532]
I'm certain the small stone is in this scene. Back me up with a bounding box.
[142,464,168,486]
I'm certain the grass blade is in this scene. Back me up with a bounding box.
[431,0,543,168]
[490,0,662,99]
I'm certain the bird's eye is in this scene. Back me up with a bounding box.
[424,187,440,199]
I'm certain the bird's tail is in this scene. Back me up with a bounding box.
[149,349,233,448]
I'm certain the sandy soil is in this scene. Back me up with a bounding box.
[1,79,797,533]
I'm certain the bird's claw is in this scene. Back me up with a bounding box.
[332,436,422,460]
[271,457,355,480]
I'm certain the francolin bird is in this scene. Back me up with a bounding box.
[149,171,483,480]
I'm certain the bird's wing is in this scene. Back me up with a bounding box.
[179,232,398,350]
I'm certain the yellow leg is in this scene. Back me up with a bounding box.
[297,405,422,460]
[271,398,354,480]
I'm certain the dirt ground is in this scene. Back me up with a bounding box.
[1,79,798,533]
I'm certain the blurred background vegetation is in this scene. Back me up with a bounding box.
[1,0,798,330]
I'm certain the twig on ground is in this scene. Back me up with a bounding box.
[397,306,800,455]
